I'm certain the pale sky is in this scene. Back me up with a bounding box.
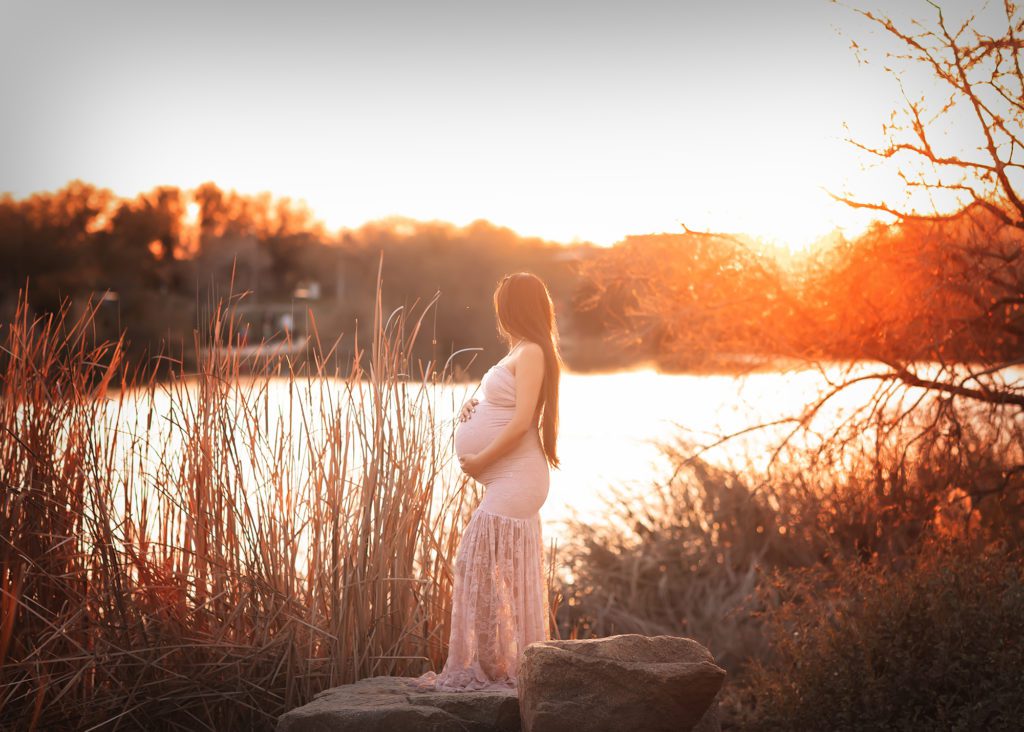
[0,0,982,248]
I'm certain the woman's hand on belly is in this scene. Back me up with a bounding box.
[458,452,485,479]
[458,397,479,423]
[454,400,503,458]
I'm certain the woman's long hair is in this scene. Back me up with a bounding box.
[493,272,564,469]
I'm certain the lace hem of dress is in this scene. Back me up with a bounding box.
[406,506,550,692]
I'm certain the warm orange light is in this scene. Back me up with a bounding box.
[177,200,202,257]
[3,2,990,253]
[184,201,200,227]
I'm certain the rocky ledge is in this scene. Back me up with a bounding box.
[276,634,726,732]
[276,675,519,732]
[518,634,726,732]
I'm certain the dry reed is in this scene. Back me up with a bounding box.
[0,265,550,730]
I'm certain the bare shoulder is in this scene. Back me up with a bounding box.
[514,341,545,374]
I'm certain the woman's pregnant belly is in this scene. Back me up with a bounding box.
[455,399,510,459]
[454,399,549,518]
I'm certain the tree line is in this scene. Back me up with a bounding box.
[1,178,1021,378]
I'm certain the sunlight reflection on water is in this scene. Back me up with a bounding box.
[549,361,1023,545]
[548,365,878,543]
[111,362,1009,549]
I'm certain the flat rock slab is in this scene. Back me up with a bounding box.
[276,675,520,732]
[518,634,726,732]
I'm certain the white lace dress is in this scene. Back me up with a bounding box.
[407,361,550,691]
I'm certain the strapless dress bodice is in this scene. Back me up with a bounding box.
[454,363,517,458]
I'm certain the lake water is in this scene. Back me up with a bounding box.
[549,361,1024,544]
[107,362,973,549]
[545,365,886,544]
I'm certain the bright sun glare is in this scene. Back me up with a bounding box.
[0,1,980,252]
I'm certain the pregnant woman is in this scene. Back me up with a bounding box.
[407,272,563,692]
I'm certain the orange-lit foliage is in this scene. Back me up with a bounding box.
[192,182,326,248]
[802,206,1024,363]
[575,232,793,370]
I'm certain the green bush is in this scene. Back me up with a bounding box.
[741,534,1024,731]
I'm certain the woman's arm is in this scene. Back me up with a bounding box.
[461,343,544,475]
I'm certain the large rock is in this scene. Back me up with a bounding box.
[276,676,520,732]
[518,634,726,732]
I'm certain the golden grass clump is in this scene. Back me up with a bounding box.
[0,270,490,730]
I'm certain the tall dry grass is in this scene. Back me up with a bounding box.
[554,407,1024,676]
[0,269,535,729]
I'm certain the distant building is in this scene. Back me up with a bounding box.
[293,280,321,300]
[198,301,310,362]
